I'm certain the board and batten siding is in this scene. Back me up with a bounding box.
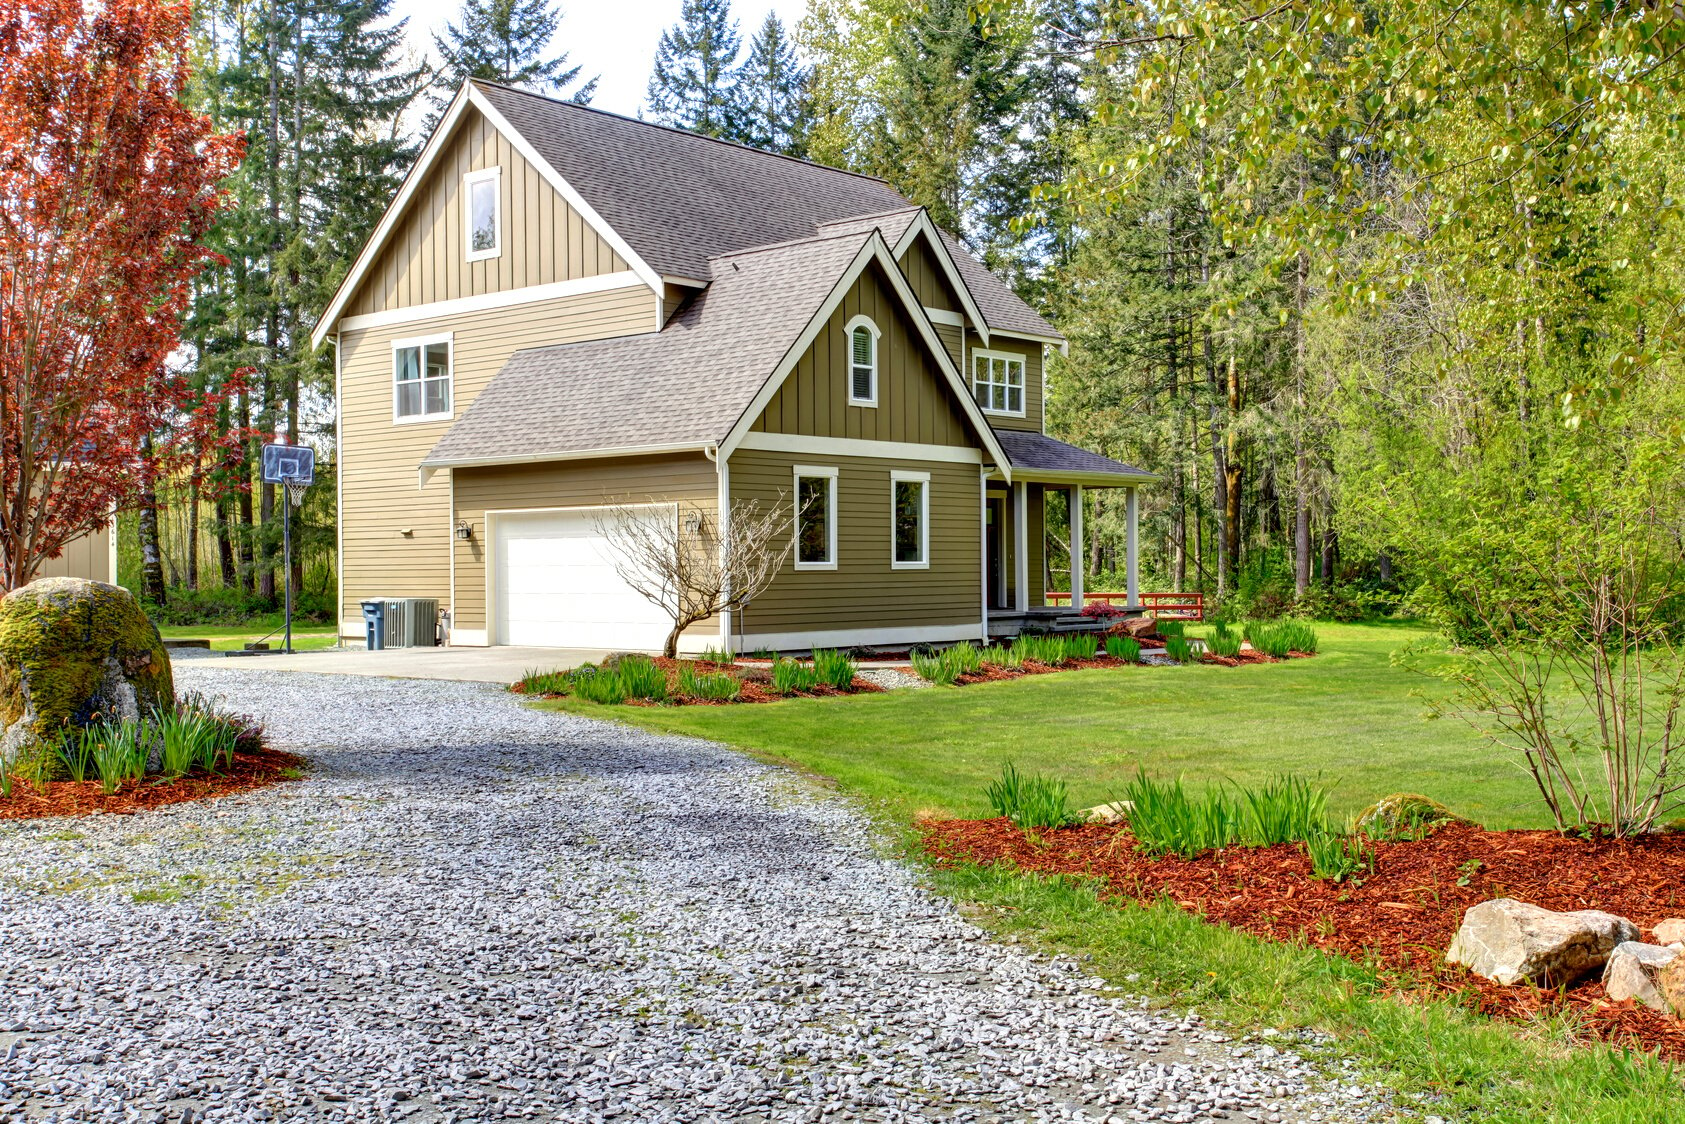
[35,523,114,585]
[336,285,658,637]
[896,235,964,313]
[449,453,719,641]
[347,107,629,317]
[965,328,1044,433]
[752,263,975,446]
[729,448,982,642]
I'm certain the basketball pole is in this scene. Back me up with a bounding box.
[282,475,293,655]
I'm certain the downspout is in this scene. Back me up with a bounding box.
[979,465,990,643]
[705,443,731,653]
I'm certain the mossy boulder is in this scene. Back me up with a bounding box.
[1355,792,1470,840]
[0,577,172,778]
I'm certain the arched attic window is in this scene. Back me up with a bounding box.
[845,315,880,407]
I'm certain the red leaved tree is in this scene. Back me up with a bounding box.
[0,0,246,590]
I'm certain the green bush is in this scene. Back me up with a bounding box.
[772,657,821,694]
[677,663,741,700]
[1304,831,1372,881]
[1105,635,1142,662]
[1164,636,1196,663]
[812,648,858,690]
[616,655,668,701]
[985,762,1081,829]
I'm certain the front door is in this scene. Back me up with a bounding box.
[985,497,1007,610]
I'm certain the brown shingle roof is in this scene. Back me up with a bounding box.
[992,429,1154,480]
[422,232,877,467]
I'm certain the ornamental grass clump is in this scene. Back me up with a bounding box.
[982,644,1023,670]
[1106,635,1142,662]
[517,668,574,695]
[1157,619,1186,639]
[1206,625,1243,659]
[811,648,858,690]
[1238,775,1332,847]
[1066,634,1099,660]
[942,642,983,678]
[911,649,958,685]
[985,762,1081,830]
[616,655,668,701]
[1164,636,1196,664]
[1015,634,1069,666]
[772,657,821,694]
[1120,771,1243,858]
[88,719,147,794]
[1304,830,1371,882]
[570,665,628,705]
[1247,620,1319,658]
[677,663,741,700]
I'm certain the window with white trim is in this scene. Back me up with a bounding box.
[393,335,452,421]
[844,315,879,406]
[464,167,501,262]
[972,350,1026,416]
[891,470,929,569]
[793,466,837,569]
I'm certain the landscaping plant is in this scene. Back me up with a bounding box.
[1120,771,1243,859]
[1105,635,1142,662]
[517,668,574,695]
[1157,620,1186,639]
[88,719,147,794]
[772,657,821,694]
[1206,622,1243,659]
[1238,775,1332,847]
[570,665,629,705]
[811,648,858,690]
[911,649,959,685]
[616,655,668,701]
[1303,831,1371,882]
[677,664,741,701]
[1164,637,1195,664]
[982,644,1024,669]
[1066,634,1099,660]
[985,762,1081,829]
[942,643,984,678]
[1248,620,1319,659]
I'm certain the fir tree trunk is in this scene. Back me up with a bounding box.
[138,436,167,605]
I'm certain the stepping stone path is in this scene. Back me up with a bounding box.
[0,668,1399,1123]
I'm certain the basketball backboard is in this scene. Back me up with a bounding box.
[261,443,315,485]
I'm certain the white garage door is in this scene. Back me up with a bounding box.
[493,507,673,651]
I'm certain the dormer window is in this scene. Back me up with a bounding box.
[845,315,879,407]
[464,167,501,262]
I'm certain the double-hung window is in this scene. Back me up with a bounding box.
[393,334,452,421]
[464,167,501,262]
[793,466,838,570]
[972,350,1026,416]
[891,470,930,569]
[844,315,879,406]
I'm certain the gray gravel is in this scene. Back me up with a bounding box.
[0,669,1403,1124]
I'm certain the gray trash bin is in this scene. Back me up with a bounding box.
[362,600,387,651]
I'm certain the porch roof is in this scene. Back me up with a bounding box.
[990,429,1156,486]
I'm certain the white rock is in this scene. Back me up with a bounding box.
[1082,801,1133,825]
[1651,917,1685,946]
[1446,898,1639,986]
[1601,941,1680,1011]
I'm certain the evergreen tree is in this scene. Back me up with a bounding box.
[431,0,597,117]
[736,13,809,155]
[645,0,742,138]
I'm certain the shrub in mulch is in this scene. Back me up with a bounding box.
[0,745,307,820]
[945,648,1306,685]
[513,656,882,706]
[922,817,1685,1062]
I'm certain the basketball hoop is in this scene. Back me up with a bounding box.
[261,442,317,655]
[285,478,308,509]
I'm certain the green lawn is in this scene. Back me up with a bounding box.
[545,621,1545,829]
[155,622,339,652]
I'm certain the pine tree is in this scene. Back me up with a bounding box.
[645,0,742,139]
[431,0,596,117]
[736,13,809,155]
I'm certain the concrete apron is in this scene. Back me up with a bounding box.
[176,645,613,683]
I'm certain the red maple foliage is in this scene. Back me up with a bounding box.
[0,0,246,589]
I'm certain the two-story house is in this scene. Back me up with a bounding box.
[313,80,1152,654]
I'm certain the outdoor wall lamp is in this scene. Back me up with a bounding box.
[455,520,474,541]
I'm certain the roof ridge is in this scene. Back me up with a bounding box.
[470,79,899,189]
[817,205,925,227]
[710,228,876,266]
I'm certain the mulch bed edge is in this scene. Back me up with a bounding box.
[0,746,308,821]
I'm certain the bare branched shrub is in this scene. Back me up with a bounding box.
[594,496,794,658]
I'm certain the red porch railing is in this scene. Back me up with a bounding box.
[1044,591,1206,621]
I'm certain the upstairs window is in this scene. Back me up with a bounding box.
[891,471,929,569]
[844,315,879,407]
[394,335,452,421]
[973,350,1026,416]
[793,466,837,570]
[464,167,501,262]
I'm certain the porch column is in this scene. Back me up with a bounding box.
[978,467,990,640]
[1069,485,1084,612]
[1125,485,1140,609]
[1013,480,1029,614]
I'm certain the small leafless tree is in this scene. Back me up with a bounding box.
[594,496,795,658]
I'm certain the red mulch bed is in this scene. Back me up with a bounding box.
[0,746,307,821]
[948,648,1307,684]
[923,817,1685,1061]
[513,656,884,706]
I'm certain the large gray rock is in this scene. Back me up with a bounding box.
[1602,942,1680,1012]
[1445,898,1639,986]
[0,577,172,779]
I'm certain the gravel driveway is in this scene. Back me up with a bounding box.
[0,669,1397,1124]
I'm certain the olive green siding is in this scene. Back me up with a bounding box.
[729,449,981,636]
[450,453,718,639]
[752,263,975,445]
[966,328,1044,432]
[933,321,964,369]
[896,235,964,313]
[348,107,629,317]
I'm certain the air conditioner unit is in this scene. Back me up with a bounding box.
[383,598,439,648]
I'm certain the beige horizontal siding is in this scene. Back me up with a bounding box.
[337,285,659,634]
[450,454,718,638]
[753,262,976,446]
[349,107,628,317]
[968,329,1044,433]
[729,448,981,636]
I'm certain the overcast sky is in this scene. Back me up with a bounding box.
[396,0,811,119]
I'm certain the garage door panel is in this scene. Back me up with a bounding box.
[493,508,673,650]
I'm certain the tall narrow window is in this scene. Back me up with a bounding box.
[972,350,1026,416]
[393,335,452,420]
[793,466,837,569]
[844,315,879,406]
[891,471,929,569]
[464,167,501,262]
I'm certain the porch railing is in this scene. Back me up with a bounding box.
[1044,591,1206,622]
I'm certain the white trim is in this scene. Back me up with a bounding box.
[339,272,644,334]
[923,306,965,327]
[892,211,990,345]
[1125,486,1140,611]
[996,468,1158,486]
[448,469,458,644]
[890,469,930,570]
[468,85,664,295]
[463,166,502,263]
[718,232,1011,477]
[391,332,454,423]
[735,431,981,464]
[1069,484,1084,612]
[334,333,344,644]
[450,628,489,647]
[972,348,1027,419]
[978,468,989,641]
[792,465,838,571]
[991,327,1068,352]
[738,622,986,652]
[843,314,880,407]
[422,441,710,480]
[714,448,732,651]
[1013,481,1029,614]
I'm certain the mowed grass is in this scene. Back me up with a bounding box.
[155,623,339,652]
[544,622,1543,829]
